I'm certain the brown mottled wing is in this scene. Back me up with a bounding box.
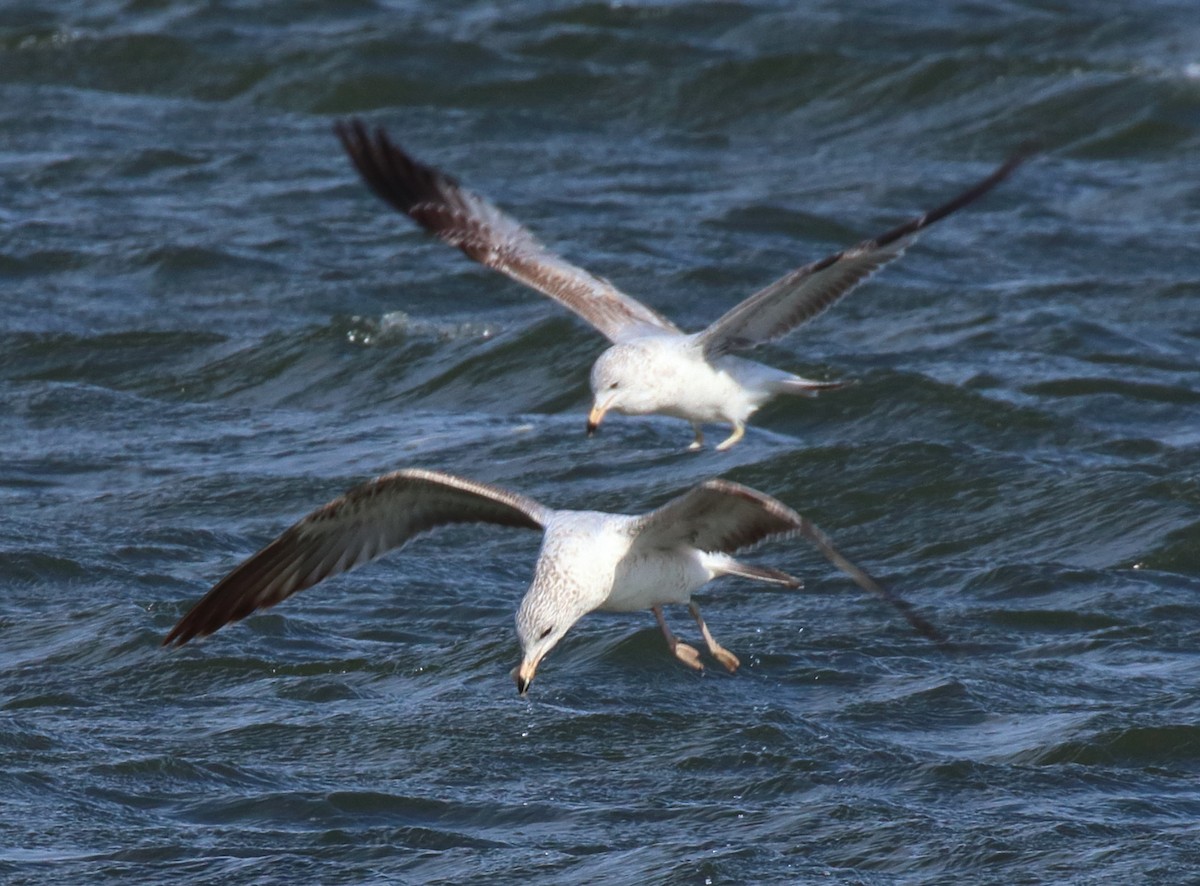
[633,479,804,555]
[163,469,549,647]
[697,152,1030,357]
[335,119,681,344]
[634,479,947,644]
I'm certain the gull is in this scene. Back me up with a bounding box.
[336,119,1026,451]
[163,469,943,694]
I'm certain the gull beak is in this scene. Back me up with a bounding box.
[512,659,539,696]
[586,399,611,437]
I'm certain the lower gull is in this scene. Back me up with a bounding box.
[164,469,944,694]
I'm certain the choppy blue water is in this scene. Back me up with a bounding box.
[3,1,1200,882]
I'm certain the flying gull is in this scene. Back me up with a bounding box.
[163,469,943,694]
[336,119,1026,450]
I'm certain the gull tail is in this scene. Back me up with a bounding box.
[709,554,803,588]
[773,375,855,398]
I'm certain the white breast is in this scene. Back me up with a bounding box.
[536,510,715,614]
[601,542,712,613]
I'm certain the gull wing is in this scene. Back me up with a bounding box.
[633,479,803,555]
[633,479,947,644]
[697,152,1029,357]
[163,469,549,647]
[336,119,681,344]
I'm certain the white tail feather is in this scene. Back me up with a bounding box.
[706,553,802,588]
[773,376,854,397]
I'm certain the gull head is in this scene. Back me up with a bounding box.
[511,590,585,696]
[587,342,667,434]
[511,559,600,691]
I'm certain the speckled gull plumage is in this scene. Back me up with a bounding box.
[163,469,944,694]
[336,119,1028,451]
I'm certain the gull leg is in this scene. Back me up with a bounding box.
[688,602,740,672]
[715,421,745,452]
[652,605,703,670]
[686,423,705,452]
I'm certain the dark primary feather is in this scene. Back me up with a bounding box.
[698,150,1030,357]
[797,518,948,646]
[335,119,680,343]
[635,479,947,644]
[163,469,548,647]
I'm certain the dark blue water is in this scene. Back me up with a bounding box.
[3,1,1200,881]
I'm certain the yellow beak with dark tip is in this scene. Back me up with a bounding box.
[512,660,539,695]
[586,399,611,437]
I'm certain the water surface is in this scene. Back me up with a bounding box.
[3,1,1200,882]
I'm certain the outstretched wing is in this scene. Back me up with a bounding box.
[634,479,947,644]
[634,479,803,554]
[336,119,681,343]
[163,469,549,647]
[697,152,1030,357]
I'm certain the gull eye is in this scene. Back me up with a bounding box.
[609,382,618,390]
[539,626,554,640]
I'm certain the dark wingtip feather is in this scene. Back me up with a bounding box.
[337,117,423,215]
[873,149,1032,250]
[798,517,951,648]
[336,119,477,246]
[163,586,262,647]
